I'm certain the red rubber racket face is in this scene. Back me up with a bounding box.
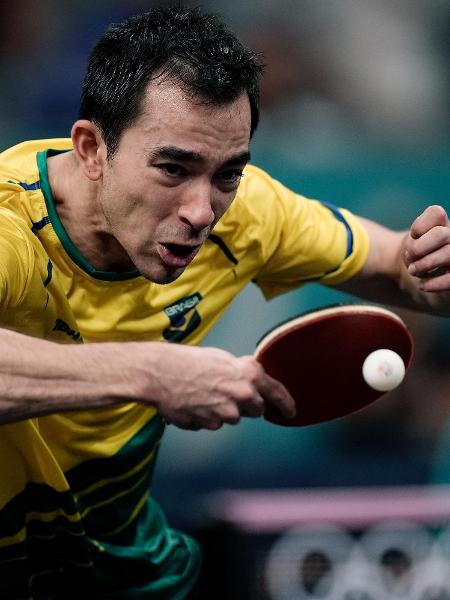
[255,305,414,427]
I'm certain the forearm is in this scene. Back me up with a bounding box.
[339,252,448,315]
[0,327,297,431]
[0,328,144,423]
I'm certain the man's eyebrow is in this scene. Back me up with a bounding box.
[149,146,251,167]
[149,146,202,162]
[221,151,251,169]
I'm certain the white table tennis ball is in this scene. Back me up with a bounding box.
[362,349,406,392]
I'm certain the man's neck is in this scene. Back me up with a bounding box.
[46,152,134,272]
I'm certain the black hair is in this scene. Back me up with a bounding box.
[79,7,263,157]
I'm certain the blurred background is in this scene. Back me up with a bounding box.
[1,1,450,596]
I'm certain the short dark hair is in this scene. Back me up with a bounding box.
[79,7,263,157]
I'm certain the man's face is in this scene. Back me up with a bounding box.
[98,79,252,283]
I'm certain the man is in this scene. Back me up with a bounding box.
[0,6,448,599]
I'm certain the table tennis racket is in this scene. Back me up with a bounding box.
[255,304,414,427]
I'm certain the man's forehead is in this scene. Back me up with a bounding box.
[141,78,251,130]
[134,81,252,164]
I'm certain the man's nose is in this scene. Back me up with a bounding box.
[177,181,215,232]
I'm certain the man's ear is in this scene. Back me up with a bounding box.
[71,120,106,181]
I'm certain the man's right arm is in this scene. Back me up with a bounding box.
[0,328,296,428]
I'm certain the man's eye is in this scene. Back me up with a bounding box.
[217,169,244,184]
[158,164,186,177]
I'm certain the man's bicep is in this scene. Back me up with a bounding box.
[256,197,370,298]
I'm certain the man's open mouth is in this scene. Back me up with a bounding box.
[157,243,200,269]
[164,243,197,258]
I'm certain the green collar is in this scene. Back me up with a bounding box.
[37,150,140,281]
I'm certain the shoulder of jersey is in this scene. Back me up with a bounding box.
[0,139,72,182]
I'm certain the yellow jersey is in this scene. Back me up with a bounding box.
[0,139,369,597]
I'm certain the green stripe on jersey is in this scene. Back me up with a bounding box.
[0,481,80,538]
[0,416,199,597]
[0,482,93,597]
[66,414,165,494]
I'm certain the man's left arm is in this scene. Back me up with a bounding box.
[337,205,450,316]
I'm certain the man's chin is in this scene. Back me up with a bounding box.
[139,265,185,285]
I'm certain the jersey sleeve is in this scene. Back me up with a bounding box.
[0,204,37,310]
[241,167,370,299]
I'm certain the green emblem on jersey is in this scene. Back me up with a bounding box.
[163,293,202,342]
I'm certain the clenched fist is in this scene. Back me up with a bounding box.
[138,344,297,431]
[404,205,450,292]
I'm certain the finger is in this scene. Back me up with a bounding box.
[417,270,450,293]
[240,394,265,418]
[407,239,450,277]
[218,404,242,424]
[190,404,240,430]
[256,371,296,419]
[165,408,220,431]
[233,356,271,417]
[181,416,223,431]
[170,418,203,431]
[410,205,449,240]
[203,419,224,431]
[407,226,450,262]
